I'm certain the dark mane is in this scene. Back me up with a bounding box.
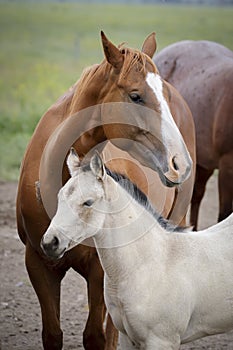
[105,168,184,233]
[80,162,184,232]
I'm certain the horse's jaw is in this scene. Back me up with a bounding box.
[127,140,192,187]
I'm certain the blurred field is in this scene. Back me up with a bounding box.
[0,1,233,180]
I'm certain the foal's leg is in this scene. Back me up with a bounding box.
[120,333,180,350]
[72,247,117,350]
[146,334,180,350]
[190,165,214,230]
[218,151,233,222]
[119,333,139,349]
[26,242,65,350]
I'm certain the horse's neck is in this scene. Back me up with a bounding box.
[94,188,166,283]
[64,65,108,156]
[59,100,107,162]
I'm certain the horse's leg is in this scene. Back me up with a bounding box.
[85,255,118,350]
[190,165,214,230]
[71,244,118,349]
[218,152,233,222]
[105,313,119,350]
[72,247,106,349]
[25,242,65,350]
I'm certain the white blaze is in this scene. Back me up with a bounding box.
[146,72,181,148]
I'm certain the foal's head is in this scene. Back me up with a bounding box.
[40,149,115,259]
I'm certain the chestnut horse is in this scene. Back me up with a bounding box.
[16,32,195,350]
[154,40,233,230]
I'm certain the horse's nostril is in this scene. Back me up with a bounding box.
[52,236,59,249]
[171,156,179,171]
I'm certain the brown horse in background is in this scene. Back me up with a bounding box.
[17,32,195,350]
[155,40,233,230]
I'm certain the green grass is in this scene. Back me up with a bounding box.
[1,1,233,180]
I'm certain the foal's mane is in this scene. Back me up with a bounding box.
[105,168,183,233]
[81,163,183,233]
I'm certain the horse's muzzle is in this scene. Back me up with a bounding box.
[40,233,66,259]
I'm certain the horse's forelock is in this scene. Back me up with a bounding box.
[119,47,156,80]
[120,48,146,78]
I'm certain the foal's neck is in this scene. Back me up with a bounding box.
[94,186,166,282]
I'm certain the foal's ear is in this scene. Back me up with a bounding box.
[67,148,80,177]
[101,31,124,71]
[141,32,157,58]
[90,152,106,181]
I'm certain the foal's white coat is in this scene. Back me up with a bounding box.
[42,151,233,350]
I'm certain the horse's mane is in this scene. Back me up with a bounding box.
[105,168,184,233]
[70,64,101,111]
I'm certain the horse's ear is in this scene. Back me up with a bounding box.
[67,148,80,177]
[141,32,157,58]
[90,152,106,181]
[101,31,123,71]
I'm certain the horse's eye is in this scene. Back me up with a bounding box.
[129,93,143,104]
[83,199,94,207]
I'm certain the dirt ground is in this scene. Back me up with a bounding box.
[0,176,233,350]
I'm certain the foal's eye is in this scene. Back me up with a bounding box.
[129,93,143,104]
[83,199,94,207]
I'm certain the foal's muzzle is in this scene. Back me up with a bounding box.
[40,231,66,259]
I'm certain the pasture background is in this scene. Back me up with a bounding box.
[0,1,233,180]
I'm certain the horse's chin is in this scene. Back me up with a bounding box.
[42,247,67,260]
[159,172,180,188]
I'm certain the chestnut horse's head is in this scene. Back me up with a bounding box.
[40,33,193,220]
[95,32,192,187]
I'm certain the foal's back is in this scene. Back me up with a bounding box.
[164,214,233,343]
[170,213,233,269]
